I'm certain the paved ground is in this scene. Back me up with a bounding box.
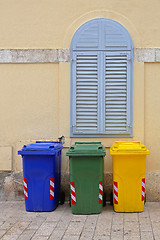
[0,202,159,240]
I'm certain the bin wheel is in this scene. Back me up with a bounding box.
[144,194,146,205]
[59,192,65,205]
[110,192,113,206]
[103,192,106,206]
[69,195,71,207]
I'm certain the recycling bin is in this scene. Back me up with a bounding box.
[66,142,106,214]
[110,141,149,212]
[35,141,63,202]
[18,141,63,211]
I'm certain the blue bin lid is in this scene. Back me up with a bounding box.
[18,142,63,156]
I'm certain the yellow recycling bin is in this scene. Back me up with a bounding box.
[110,141,149,212]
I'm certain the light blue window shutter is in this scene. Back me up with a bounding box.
[73,21,99,50]
[71,52,99,135]
[105,52,132,136]
[103,19,133,51]
[71,18,133,137]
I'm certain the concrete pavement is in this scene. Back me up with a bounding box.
[0,201,160,240]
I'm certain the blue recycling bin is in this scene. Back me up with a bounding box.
[18,141,63,211]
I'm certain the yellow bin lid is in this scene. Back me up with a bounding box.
[110,141,150,155]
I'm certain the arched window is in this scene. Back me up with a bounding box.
[70,18,133,137]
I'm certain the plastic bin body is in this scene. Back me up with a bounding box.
[18,142,63,212]
[110,141,149,213]
[36,141,62,199]
[66,142,106,214]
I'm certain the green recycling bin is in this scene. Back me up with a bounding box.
[66,142,106,214]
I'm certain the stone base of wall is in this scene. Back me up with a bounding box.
[60,172,160,202]
[0,172,159,202]
[146,172,160,202]
[0,172,24,201]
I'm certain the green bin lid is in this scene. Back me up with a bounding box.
[66,142,106,156]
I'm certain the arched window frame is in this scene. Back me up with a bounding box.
[70,18,133,137]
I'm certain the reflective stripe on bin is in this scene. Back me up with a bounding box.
[142,178,145,201]
[70,182,76,205]
[114,182,118,204]
[23,178,28,200]
[99,181,103,204]
[50,178,54,200]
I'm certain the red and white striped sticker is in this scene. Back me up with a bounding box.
[23,178,28,200]
[114,181,118,204]
[70,182,76,205]
[142,178,145,201]
[50,178,54,200]
[99,181,103,204]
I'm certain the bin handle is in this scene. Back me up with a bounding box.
[98,146,103,149]
[49,145,55,148]
[115,141,141,144]
[75,142,101,145]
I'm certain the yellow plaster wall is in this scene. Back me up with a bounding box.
[145,63,160,172]
[0,64,59,144]
[0,1,159,174]
[0,147,12,171]
[0,63,59,170]
[0,0,159,48]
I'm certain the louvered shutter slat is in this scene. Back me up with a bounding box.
[74,53,98,133]
[105,53,129,134]
[75,23,99,50]
[104,24,131,50]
